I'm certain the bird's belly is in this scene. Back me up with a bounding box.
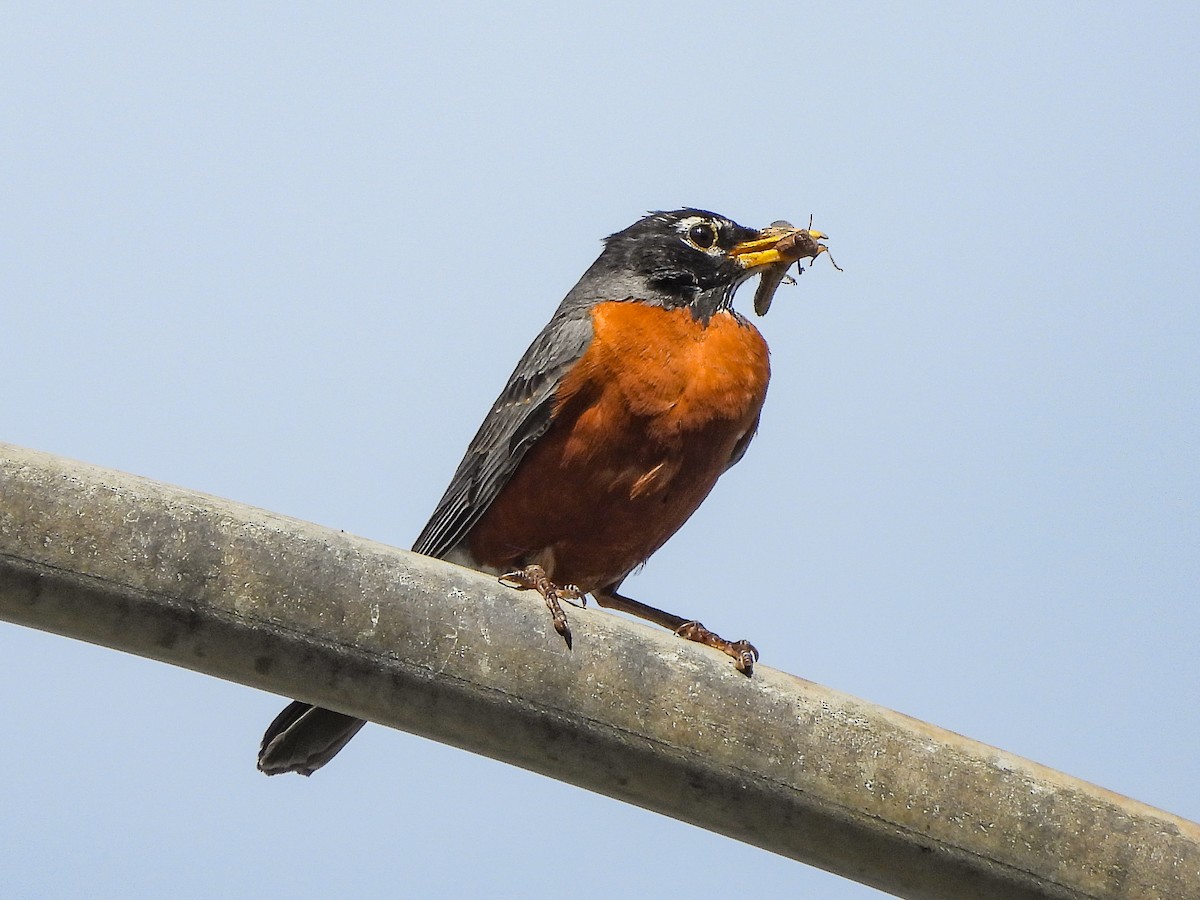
[466,302,770,591]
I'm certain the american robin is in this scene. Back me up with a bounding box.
[258,209,832,776]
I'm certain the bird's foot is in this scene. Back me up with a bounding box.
[674,621,759,675]
[498,565,584,649]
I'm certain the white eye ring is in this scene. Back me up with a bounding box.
[678,216,721,253]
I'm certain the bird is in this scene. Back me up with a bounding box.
[257,208,832,776]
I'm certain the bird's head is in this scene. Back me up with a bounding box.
[580,208,831,320]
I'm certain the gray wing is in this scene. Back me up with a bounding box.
[411,305,595,559]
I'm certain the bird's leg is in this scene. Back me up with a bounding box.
[593,589,759,675]
[498,564,584,649]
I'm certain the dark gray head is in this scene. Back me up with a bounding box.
[567,208,819,321]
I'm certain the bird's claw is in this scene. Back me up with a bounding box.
[499,565,582,649]
[674,621,760,676]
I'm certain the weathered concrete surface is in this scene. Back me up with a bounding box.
[1,441,1196,899]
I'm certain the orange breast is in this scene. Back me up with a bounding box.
[467,301,771,591]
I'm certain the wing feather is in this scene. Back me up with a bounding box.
[411,305,595,559]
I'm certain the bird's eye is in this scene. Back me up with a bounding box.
[687,222,718,249]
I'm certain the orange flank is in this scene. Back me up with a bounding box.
[468,300,770,591]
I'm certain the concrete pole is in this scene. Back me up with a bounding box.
[0,442,1196,899]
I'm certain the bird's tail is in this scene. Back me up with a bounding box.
[257,701,367,776]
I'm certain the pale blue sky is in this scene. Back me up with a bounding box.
[3,4,1197,898]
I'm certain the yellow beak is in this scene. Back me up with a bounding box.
[729,223,831,270]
